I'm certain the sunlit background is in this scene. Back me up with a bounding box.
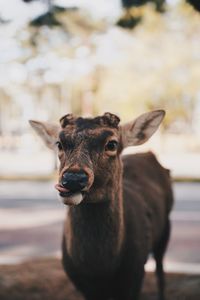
[0,0,200,275]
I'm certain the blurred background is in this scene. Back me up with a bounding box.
[0,0,200,275]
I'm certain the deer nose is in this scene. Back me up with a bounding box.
[61,171,88,192]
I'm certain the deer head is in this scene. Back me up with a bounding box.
[29,110,165,205]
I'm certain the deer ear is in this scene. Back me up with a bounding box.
[121,110,165,148]
[29,120,60,150]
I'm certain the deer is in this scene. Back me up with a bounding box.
[29,110,173,300]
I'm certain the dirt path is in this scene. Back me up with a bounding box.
[0,258,200,300]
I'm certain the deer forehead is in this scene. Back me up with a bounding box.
[59,127,119,145]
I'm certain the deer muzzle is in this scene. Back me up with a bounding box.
[55,169,92,205]
[61,171,88,191]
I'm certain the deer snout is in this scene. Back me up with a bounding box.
[61,171,88,192]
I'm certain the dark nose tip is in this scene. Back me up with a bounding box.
[61,171,88,192]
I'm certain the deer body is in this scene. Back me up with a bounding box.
[30,110,173,300]
[62,152,172,300]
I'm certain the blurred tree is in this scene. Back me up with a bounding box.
[187,0,200,12]
[121,0,165,12]
[11,1,105,120]
[118,0,166,28]
[118,0,200,28]
[1,0,199,134]
[22,0,77,27]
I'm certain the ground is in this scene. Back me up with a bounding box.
[0,258,200,300]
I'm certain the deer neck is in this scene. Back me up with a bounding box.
[64,163,124,267]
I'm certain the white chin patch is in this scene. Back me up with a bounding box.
[61,192,83,206]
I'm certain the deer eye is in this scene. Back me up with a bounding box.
[56,141,63,151]
[105,140,118,152]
